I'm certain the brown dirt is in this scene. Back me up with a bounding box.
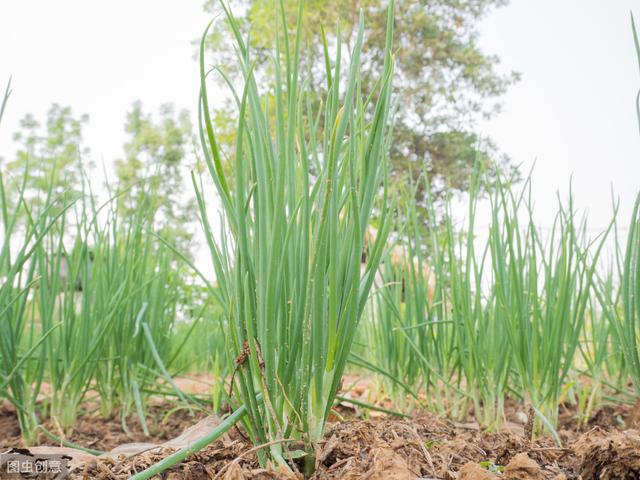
[2,400,640,479]
[0,401,210,452]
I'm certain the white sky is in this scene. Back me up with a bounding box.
[477,0,639,232]
[1,0,638,238]
[0,0,206,168]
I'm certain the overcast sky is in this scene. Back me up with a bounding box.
[477,0,639,234]
[1,0,638,237]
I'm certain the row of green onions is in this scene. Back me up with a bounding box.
[0,81,217,443]
[1,4,639,479]
[364,167,639,437]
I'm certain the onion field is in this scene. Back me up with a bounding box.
[1,2,639,479]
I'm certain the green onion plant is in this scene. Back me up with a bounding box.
[196,0,395,471]
[603,194,640,394]
[489,176,610,435]
[0,81,73,443]
[365,169,511,429]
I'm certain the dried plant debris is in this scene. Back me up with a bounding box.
[574,428,640,480]
[4,403,640,479]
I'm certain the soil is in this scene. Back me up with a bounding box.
[1,398,639,479]
[0,402,210,453]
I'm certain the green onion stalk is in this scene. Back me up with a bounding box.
[0,81,74,443]
[196,0,395,472]
[489,176,610,436]
[603,194,640,394]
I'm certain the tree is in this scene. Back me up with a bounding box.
[2,104,90,210]
[202,0,520,211]
[114,101,197,254]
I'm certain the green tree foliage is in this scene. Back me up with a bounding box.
[114,102,210,323]
[114,101,197,254]
[2,104,90,210]
[203,0,520,208]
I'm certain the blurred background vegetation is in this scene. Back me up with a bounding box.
[2,0,522,250]
[203,0,521,211]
